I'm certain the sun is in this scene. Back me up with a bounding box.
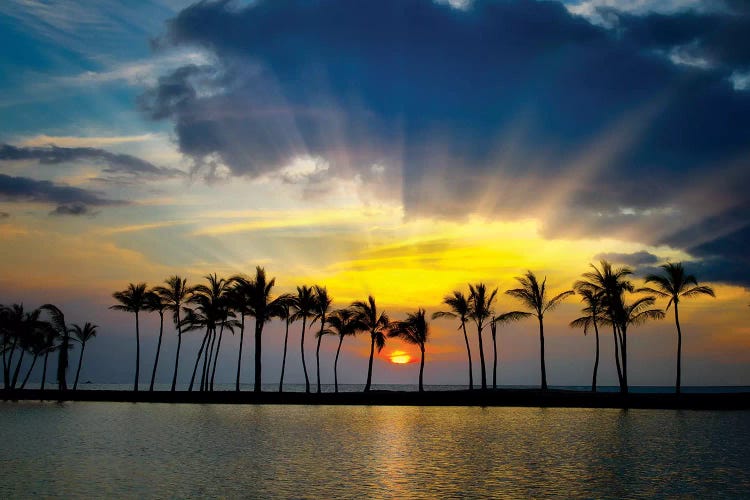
[389,351,412,364]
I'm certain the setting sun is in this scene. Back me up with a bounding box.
[389,351,413,364]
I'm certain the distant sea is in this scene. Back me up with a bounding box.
[1,401,748,497]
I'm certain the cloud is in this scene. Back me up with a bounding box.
[0,212,9,219]
[0,143,184,179]
[0,173,123,208]
[141,0,750,285]
[50,202,97,217]
[18,134,157,148]
[594,250,659,266]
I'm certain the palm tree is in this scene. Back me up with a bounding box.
[70,322,97,390]
[188,274,230,391]
[468,283,497,390]
[491,310,532,389]
[642,262,715,394]
[292,285,316,393]
[275,294,297,393]
[19,327,48,390]
[153,275,191,391]
[313,285,333,393]
[569,287,605,392]
[39,324,58,391]
[242,267,280,393]
[388,308,430,392]
[432,291,473,390]
[40,304,70,391]
[326,308,363,393]
[144,291,167,391]
[228,276,251,391]
[505,271,574,390]
[110,283,148,391]
[579,261,634,392]
[352,295,389,392]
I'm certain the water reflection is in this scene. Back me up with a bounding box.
[1,403,748,498]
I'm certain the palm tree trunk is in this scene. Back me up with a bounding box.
[418,345,425,392]
[201,329,214,391]
[538,316,547,391]
[74,342,86,390]
[236,314,245,392]
[612,324,623,391]
[171,312,182,392]
[11,349,25,389]
[674,303,682,395]
[476,323,487,390]
[316,332,322,393]
[41,350,49,391]
[254,318,263,393]
[58,333,69,391]
[592,320,600,393]
[334,335,343,393]
[19,353,39,389]
[301,318,310,393]
[619,327,628,393]
[461,322,473,390]
[134,312,140,392]
[188,329,209,391]
[2,332,9,389]
[364,333,375,392]
[149,313,164,391]
[6,336,18,389]
[279,318,290,393]
[491,321,498,390]
[210,324,225,391]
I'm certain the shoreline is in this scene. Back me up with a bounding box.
[2,388,749,410]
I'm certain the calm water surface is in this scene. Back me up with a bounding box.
[1,402,748,498]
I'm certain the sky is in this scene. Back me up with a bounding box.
[1,0,748,388]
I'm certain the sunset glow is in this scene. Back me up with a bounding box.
[389,351,413,365]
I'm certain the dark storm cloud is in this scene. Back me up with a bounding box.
[594,250,659,267]
[0,144,184,179]
[144,0,750,284]
[0,173,123,210]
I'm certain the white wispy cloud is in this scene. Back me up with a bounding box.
[18,134,159,148]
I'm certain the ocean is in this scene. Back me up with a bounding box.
[1,400,748,498]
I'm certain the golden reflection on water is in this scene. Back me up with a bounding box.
[0,403,748,498]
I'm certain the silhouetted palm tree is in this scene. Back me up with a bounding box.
[506,271,574,390]
[491,310,532,389]
[352,296,389,392]
[579,261,633,392]
[110,283,148,391]
[292,285,316,393]
[569,287,606,392]
[242,267,281,393]
[326,308,363,392]
[153,275,191,391]
[228,276,251,391]
[432,291,473,390]
[275,294,297,393]
[642,262,715,394]
[70,322,97,390]
[188,274,230,391]
[388,308,430,392]
[468,283,497,390]
[41,304,70,391]
[19,327,47,390]
[313,285,333,393]
[144,291,167,391]
[39,324,58,391]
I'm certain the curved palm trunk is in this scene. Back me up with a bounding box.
[476,323,487,390]
[201,329,214,392]
[6,336,18,389]
[300,318,310,393]
[674,303,682,395]
[279,318,290,393]
[592,319,600,393]
[149,313,164,391]
[2,332,9,389]
[461,322,473,390]
[538,316,547,391]
[20,353,39,389]
[74,342,87,390]
[41,350,49,390]
[612,324,623,391]
[418,345,425,392]
[364,333,376,392]
[188,329,210,391]
[334,335,344,393]
[316,333,323,393]
[491,322,498,390]
[134,312,140,392]
[58,332,69,391]
[11,349,25,389]
[253,318,263,393]
[210,323,225,391]
[170,311,182,392]
[619,327,628,393]
[236,314,245,392]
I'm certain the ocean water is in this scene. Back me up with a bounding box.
[1,402,748,498]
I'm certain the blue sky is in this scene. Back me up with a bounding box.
[1,0,748,387]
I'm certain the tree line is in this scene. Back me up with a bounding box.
[1,261,713,394]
